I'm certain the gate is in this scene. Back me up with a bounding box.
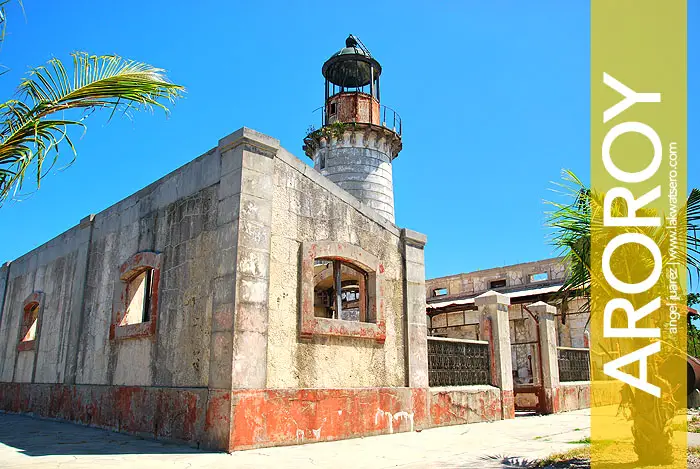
[510,306,546,414]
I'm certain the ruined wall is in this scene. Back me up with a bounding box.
[429,310,480,340]
[430,301,589,384]
[556,382,591,412]
[556,298,589,348]
[426,257,567,299]
[265,148,406,388]
[429,386,502,426]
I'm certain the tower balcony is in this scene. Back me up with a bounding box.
[312,92,402,137]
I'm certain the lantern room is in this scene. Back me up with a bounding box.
[322,35,382,126]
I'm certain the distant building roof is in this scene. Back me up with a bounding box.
[426,283,565,314]
[426,257,566,283]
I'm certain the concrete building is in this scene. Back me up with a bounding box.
[425,258,591,414]
[0,121,436,449]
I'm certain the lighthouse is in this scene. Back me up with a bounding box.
[303,35,402,223]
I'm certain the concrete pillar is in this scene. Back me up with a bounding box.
[401,228,428,388]
[527,301,560,414]
[204,127,278,450]
[230,130,277,390]
[0,262,10,336]
[475,290,514,419]
[65,214,95,385]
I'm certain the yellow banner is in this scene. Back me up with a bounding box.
[591,1,687,467]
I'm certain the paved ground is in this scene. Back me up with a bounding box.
[0,410,591,469]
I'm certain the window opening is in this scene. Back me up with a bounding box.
[314,258,369,322]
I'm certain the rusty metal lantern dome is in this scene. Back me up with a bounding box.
[310,34,401,135]
[322,35,381,96]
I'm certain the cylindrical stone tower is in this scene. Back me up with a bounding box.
[303,35,402,223]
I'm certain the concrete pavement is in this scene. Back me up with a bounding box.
[0,409,591,469]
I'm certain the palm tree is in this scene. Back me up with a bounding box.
[0,3,183,204]
[549,171,700,311]
[547,170,700,464]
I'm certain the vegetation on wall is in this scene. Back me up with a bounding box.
[303,121,355,154]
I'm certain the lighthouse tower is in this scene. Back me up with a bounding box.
[303,35,402,223]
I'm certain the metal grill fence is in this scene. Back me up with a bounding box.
[557,347,591,382]
[427,337,491,386]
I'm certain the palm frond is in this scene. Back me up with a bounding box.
[0,1,25,57]
[0,52,184,203]
[683,188,700,281]
[20,53,182,114]
[545,170,593,310]
[0,1,9,48]
[545,170,700,311]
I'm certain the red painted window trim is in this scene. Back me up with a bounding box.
[110,251,163,341]
[17,291,44,352]
[300,241,386,343]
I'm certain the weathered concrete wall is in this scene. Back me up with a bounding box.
[227,387,428,450]
[556,298,589,348]
[0,146,228,389]
[0,134,238,449]
[0,223,89,385]
[556,382,591,412]
[429,300,590,382]
[476,291,515,419]
[0,263,10,338]
[265,146,408,389]
[0,382,209,445]
[428,385,502,426]
[402,229,428,389]
[426,257,567,299]
[307,125,402,223]
[73,146,225,388]
[426,258,590,363]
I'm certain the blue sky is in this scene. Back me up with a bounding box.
[0,1,697,281]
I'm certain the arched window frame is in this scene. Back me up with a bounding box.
[110,251,162,341]
[17,291,45,352]
[300,241,385,343]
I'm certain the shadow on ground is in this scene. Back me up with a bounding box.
[478,454,590,469]
[0,412,213,456]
